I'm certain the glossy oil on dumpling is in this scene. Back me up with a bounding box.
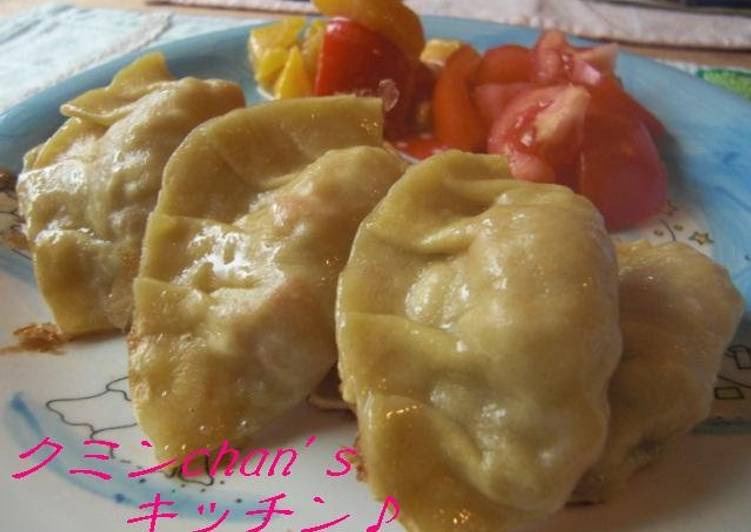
[16,53,244,335]
[573,240,743,502]
[129,96,405,462]
[336,151,622,531]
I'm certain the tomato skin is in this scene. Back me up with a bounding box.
[578,111,667,230]
[313,0,426,59]
[413,29,668,231]
[474,45,532,85]
[473,82,532,127]
[433,45,487,152]
[527,31,665,137]
[314,18,416,138]
[532,30,619,84]
[589,75,665,138]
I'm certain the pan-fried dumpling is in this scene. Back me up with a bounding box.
[572,240,744,502]
[16,53,244,335]
[336,151,622,531]
[129,96,405,462]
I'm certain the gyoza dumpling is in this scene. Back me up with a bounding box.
[16,53,244,335]
[573,240,744,502]
[336,151,622,531]
[129,96,405,462]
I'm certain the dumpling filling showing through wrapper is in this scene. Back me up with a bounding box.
[129,96,405,463]
[337,150,623,531]
[16,52,245,335]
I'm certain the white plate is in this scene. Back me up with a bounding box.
[2,17,751,532]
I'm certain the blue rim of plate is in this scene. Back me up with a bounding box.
[1,15,750,319]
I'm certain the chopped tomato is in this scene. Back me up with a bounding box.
[589,75,665,138]
[474,45,532,85]
[313,0,425,59]
[569,57,604,86]
[473,83,532,127]
[488,85,590,182]
[314,18,416,138]
[575,43,618,73]
[531,30,620,87]
[433,45,487,152]
[386,27,668,231]
[503,147,557,184]
[531,30,569,84]
[578,111,667,230]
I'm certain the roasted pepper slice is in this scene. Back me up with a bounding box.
[433,45,486,151]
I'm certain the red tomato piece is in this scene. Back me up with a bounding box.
[575,43,618,73]
[314,17,416,139]
[433,45,487,152]
[588,75,665,138]
[532,30,620,87]
[504,146,557,184]
[473,82,532,127]
[474,45,532,85]
[578,111,667,230]
[529,31,665,137]
[532,30,569,84]
[488,85,591,179]
[569,57,604,86]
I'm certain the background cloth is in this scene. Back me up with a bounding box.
[1,2,750,113]
[149,0,751,48]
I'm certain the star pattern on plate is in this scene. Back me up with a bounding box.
[689,231,714,246]
[715,386,744,400]
[726,345,751,371]
[661,200,678,216]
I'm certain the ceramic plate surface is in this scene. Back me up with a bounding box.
[1,16,751,532]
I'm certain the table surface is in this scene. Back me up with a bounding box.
[2,0,751,69]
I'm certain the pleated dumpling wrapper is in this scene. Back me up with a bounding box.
[573,240,744,502]
[337,150,622,531]
[16,53,245,335]
[129,96,405,463]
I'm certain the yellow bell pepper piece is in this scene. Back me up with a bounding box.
[301,19,326,79]
[274,46,313,99]
[312,0,425,59]
[249,17,306,63]
[420,38,464,67]
[253,47,290,91]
